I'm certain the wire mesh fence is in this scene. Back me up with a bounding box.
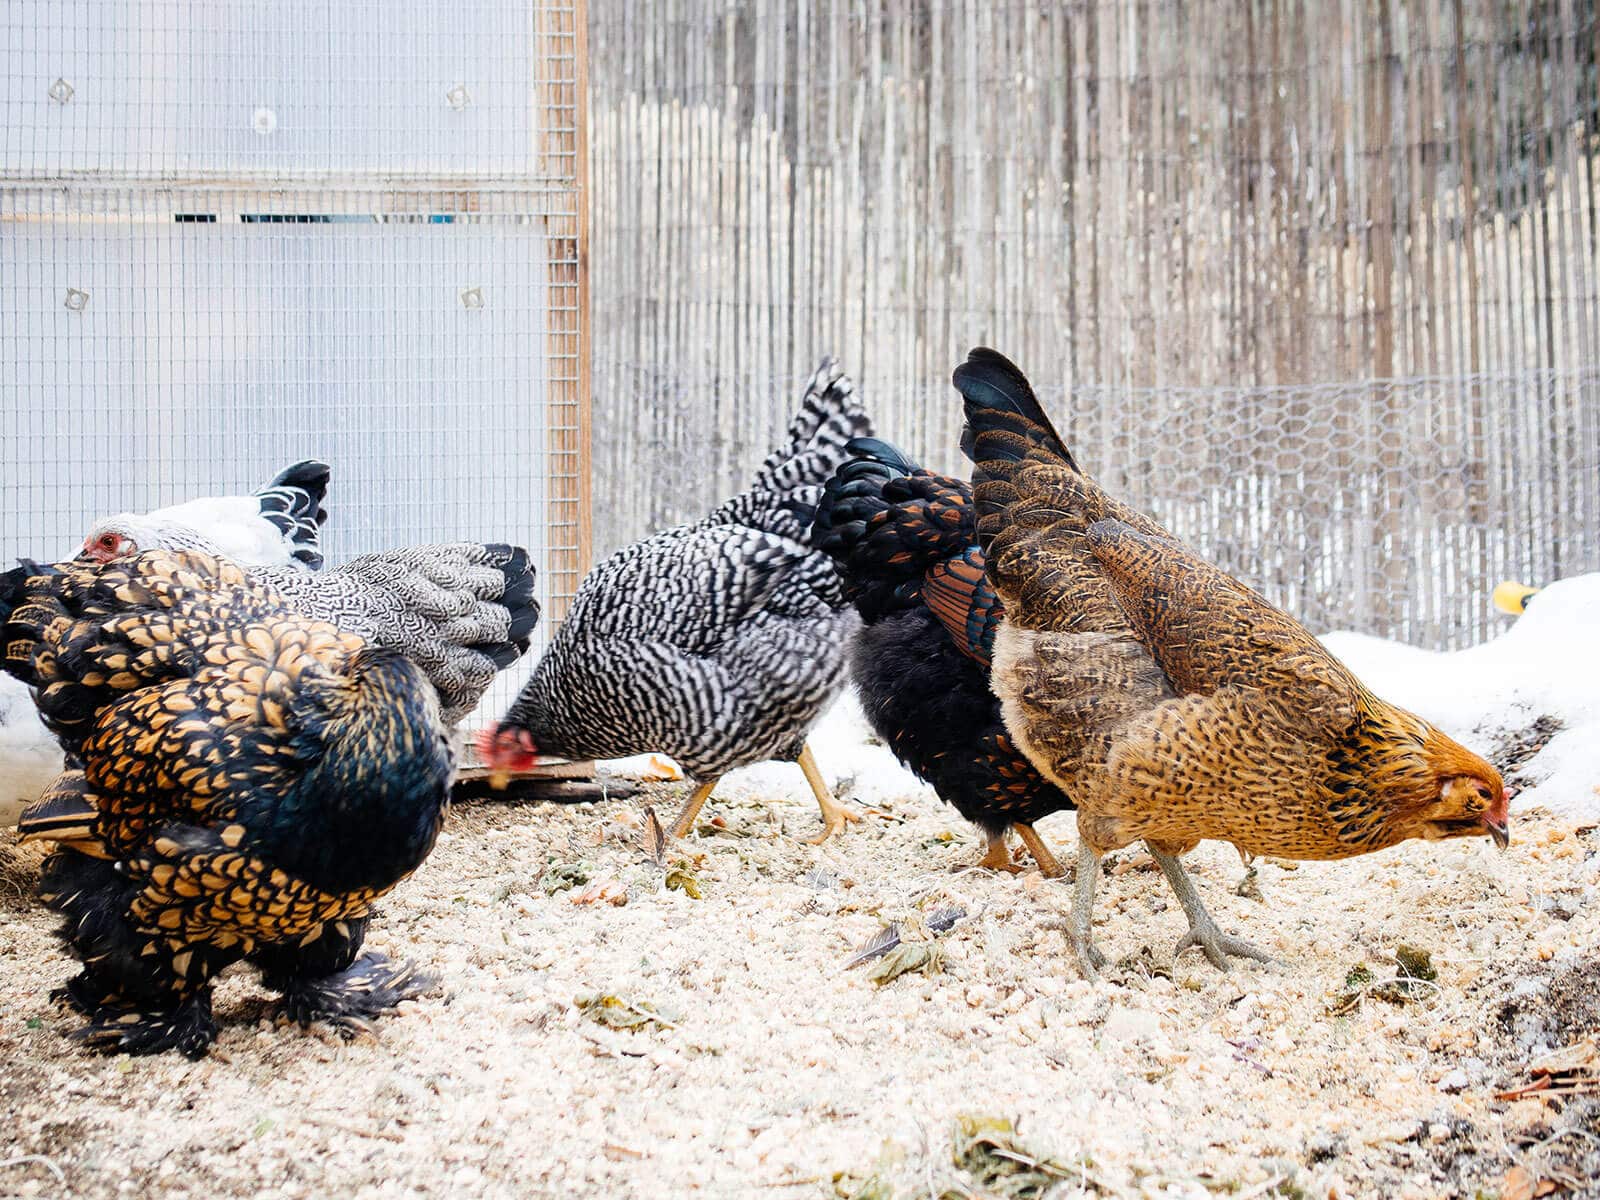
[1,1,588,724]
[588,0,1599,648]
[3,1,558,178]
[594,357,1600,651]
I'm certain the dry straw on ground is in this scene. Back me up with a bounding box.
[1,765,1595,1200]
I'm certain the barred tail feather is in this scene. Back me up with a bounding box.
[709,357,874,540]
[754,357,872,482]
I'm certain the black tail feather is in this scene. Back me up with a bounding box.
[487,543,540,644]
[951,348,1077,471]
[812,436,980,622]
[0,562,29,631]
[255,460,331,570]
[838,437,922,478]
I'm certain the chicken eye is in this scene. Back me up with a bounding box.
[98,534,118,550]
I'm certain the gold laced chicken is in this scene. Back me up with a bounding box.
[952,348,1511,979]
[0,550,453,1057]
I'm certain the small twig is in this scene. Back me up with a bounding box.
[986,1145,1072,1178]
[751,1175,828,1190]
[1526,1125,1600,1153]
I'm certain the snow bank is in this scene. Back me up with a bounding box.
[717,689,926,806]
[0,675,61,830]
[1323,572,1600,820]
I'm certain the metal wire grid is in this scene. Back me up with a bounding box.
[593,357,1600,652]
[2,1,588,726]
[3,1,568,180]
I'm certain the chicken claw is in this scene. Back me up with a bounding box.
[969,831,1027,873]
[802,794,865,845]
[1175,925,1273,971]
[796,743,875,844]
[1149,845,1272,972]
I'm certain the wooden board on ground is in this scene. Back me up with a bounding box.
[454,748,597,785]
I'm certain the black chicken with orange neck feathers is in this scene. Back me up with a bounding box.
[1,550,453,1058]
[812,437,1071,875]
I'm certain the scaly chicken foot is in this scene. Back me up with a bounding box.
[1067,840,1108,979]
[665,778,721,840]
[797,743,874,844]
[802,790,865,845]
[1148,845,1273,971]
[971,831,1027,874]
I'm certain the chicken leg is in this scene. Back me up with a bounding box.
[796,743,862,844]
[1147,845,1272,971]
[666,778,721,840]
[1014,823,1066,878]
[1068,839,1108,980]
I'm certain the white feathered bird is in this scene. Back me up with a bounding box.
[81,459,330,570]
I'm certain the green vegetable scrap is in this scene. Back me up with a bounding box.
[1329,946,1439,1015]
[540,862,590,895]
[941,1116,1100,1199]
[664,867,702,899]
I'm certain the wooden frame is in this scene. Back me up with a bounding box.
[537,0,592,628]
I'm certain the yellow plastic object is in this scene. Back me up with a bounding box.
[1492,580,1539,615]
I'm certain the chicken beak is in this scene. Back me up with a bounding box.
[488,768,511,791]
[1485,818,1511,850]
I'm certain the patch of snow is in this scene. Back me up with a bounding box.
[720,691,928,807]
[1323,572,1600,820]
[0,674,61,829]
[592,692,927,808]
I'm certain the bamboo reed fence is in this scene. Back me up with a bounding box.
[587,0,1598,648]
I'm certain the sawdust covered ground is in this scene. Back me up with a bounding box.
[1,774,1596,1200]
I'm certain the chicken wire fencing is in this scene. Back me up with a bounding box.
[1,1,588,726]
[594,357,1600,652]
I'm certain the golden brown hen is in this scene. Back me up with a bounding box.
[952,348,1510,978]
[1,550,453,1057]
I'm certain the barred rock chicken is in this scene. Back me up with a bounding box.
[954,348,1510,978]
[84,459,330,571]
[1,550,453,1057]
[812,438,1071,875]
[481,358,873,842]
